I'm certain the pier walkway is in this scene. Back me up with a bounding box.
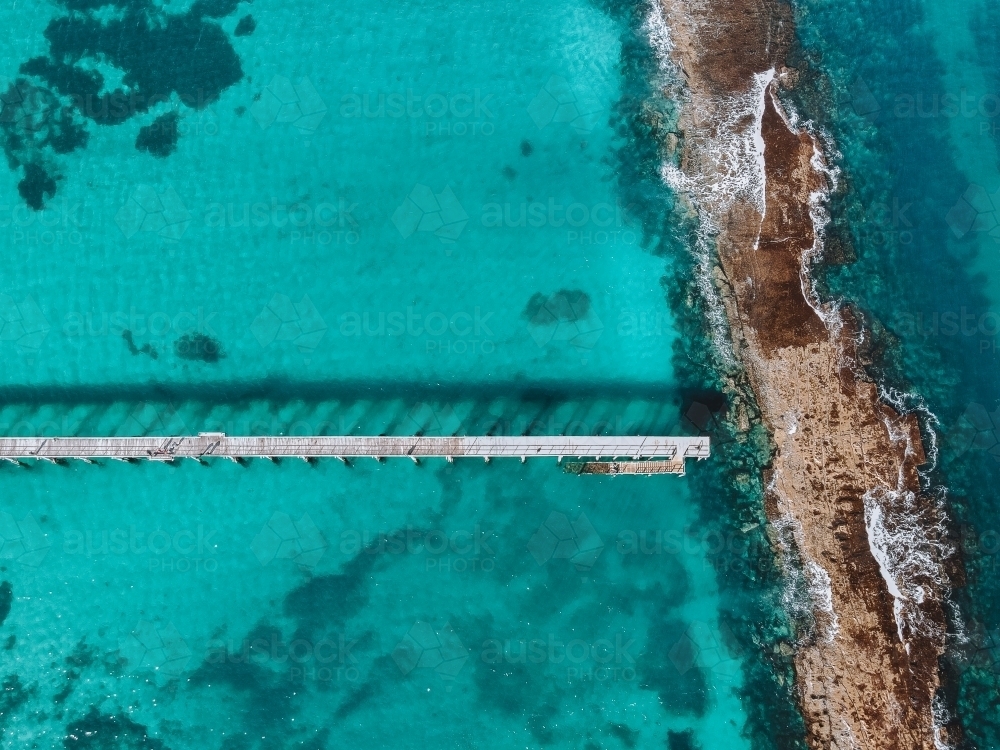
[0,434,709,472]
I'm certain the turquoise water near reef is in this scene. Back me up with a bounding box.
[0,1,799,749]
[791,0,1000,745]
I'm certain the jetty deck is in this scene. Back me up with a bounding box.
[0,434,709,470]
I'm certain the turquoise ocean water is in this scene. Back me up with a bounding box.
[0,1,802,749]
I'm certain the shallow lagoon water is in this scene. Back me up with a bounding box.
[2,457,756,749]
[0,1,794,748]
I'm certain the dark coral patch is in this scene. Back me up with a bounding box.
[283,550,377,635]
[122,330,159,359]
[17,57,139,129]
[333,655,396,720]
[190,623,297,740]
[192,0,242,17]
[53,638,97,705]
[522,289,592,324]
[0,81,85,204]
[135,112,180,158]
[0,582,11,626]
[473,658,535,714]
[638,618,709,717]
[234,14,256,36]
[668,729,699,750]
[18,163,57,211]
[43,8,243,116]
[0,675,32,739]
[0,0,246,208]
[174,333,224,363]
[63,707,166,749]
[608,723,639,748]
[62,0,146,9]
[0,81,89,154]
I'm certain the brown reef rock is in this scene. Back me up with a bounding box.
[657,0,950,747]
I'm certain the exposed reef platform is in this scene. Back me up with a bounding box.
[656,0,951,746]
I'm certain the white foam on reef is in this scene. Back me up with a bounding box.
[932,695,954,750]
[751,73,774,214]
[650,0,776,367]
[690,232,740,368]
[661,69,774,218]
[645,0,739,367]
[878,384,943,485]
[833,719,861,750]
[647,8,956,741]
[642,0,675,66]
[863,487,951,645]
[802,141,843,335]
[647,6,842,647]
[771,505,840,644]
[804,559,839,643]
[776,93,947,490]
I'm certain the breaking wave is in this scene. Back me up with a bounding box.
[878,384,943,485]
[659,68,773,218]
[863,487,952,645]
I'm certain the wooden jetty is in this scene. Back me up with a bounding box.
[563,459,689,476]
[0,434,709,473]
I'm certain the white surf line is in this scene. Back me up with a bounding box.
[863,487,952,647]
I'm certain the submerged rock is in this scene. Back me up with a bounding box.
[64,707,167,748]
[0,582,11,626]
[174,333,224,363]
[135,112,180,158]
[1,0,246,208]
[234,14,256,37]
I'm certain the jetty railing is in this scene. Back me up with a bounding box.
[0,434,709,470]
